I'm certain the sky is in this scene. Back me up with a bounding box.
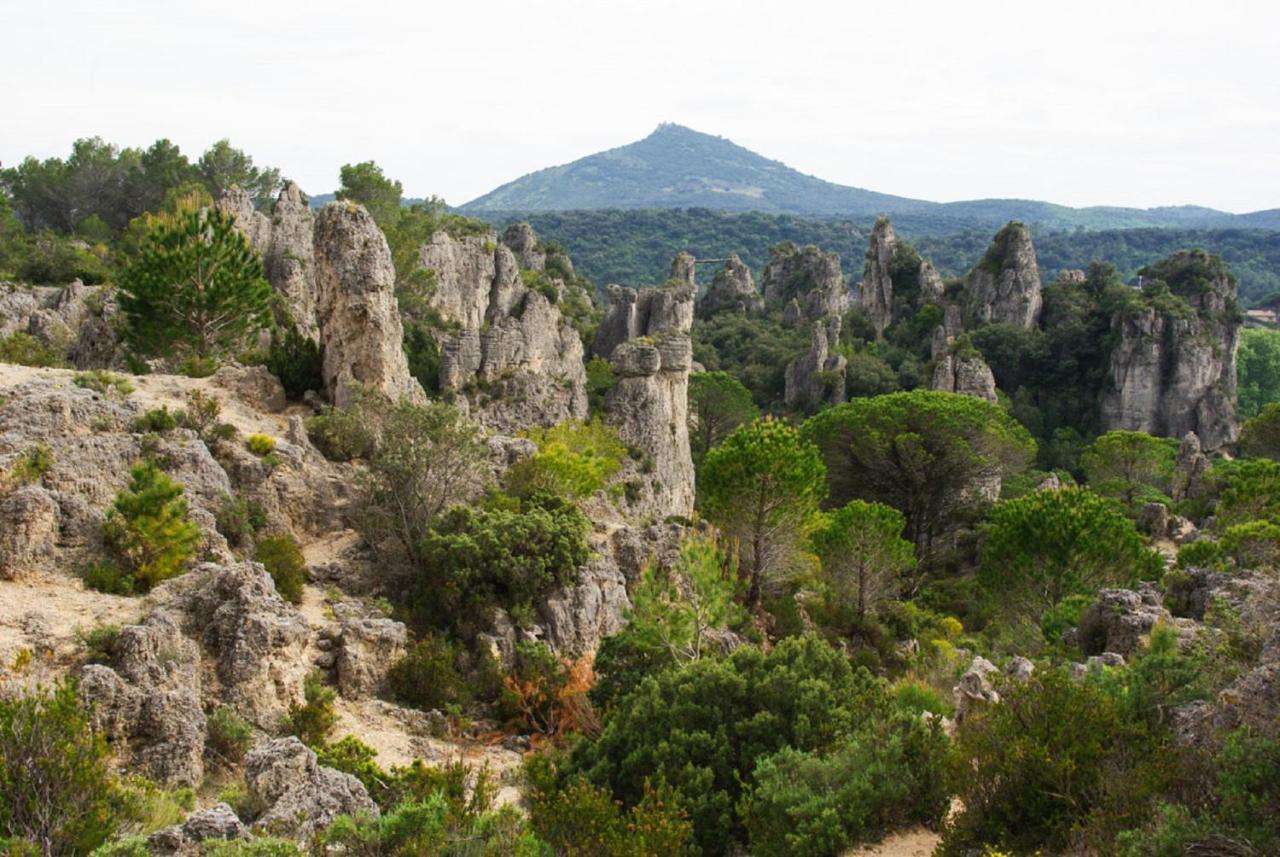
[3,0,1278,213]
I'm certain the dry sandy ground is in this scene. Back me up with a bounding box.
[843,827,941,857]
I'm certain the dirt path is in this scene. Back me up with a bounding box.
[843,827,940,857]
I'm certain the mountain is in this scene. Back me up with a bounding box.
[461,124,1275,233]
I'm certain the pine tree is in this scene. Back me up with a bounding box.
[117,203,272,359]
[102,461,200,591]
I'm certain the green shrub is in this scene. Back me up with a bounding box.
[0,332,66,368]
[245,433,276,457]
[743,716,949,857]
[505,418,626,501]
[528,774,694,856]
[80,623,122,665]
[1040,593,1094,645]
[413,492,590,635]
[214,493,267,549]
[891,678,954,717]
[0,679,127,855]
[175,356,218,378]
[585,356,615,416]
[387,635,471,711]
[319,789,541,857]
[176,390,222,441]
[1175,538,1224,570]
[80,560,135,596]
[253,534,306,604]
[74,370,134,398]
[100,461,200,592]
[264,323,323,399]
[570,635,914,855]
[205,706,254,768]
[6,444,52,487]
[202,839,304,857]
[133,407,177,433]
[282,673,336,748]
[314,736,388,807]
[304,408,376,462]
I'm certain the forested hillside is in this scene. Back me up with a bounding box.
[475,207,1280,305]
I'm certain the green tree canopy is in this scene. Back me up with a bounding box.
[688,371,759,466]
[977,487,1162,627]
[336,161,403,229]
[801,390,1035,562]
[1080,430,1178,512]
[117,203,273,359]
[698,418,827,606]
[196,139,282,206]
[811,499,915,618]
[1238,327,1280,419]
[1239,402,1280,461]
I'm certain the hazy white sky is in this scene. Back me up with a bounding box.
[4,0,1278,212]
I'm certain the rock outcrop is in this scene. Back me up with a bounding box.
[698,254,762,316]
[859,219,896,337]
[501,222,546,271]
[1172,432,1211,502]
[930,326,998,402]
[669,252,697,289]
[245,737,378,837]
[421,230,587,432]
[313,202,423,407]
[0,280,122,369]
[760,242,849,321]
[785,316,847,410]
[329,600,407,700]
[596,276,696,520]
[148,804,250,855]
[966,222,1042,329]
[218,183,318,336]
[1100,250,1241,450]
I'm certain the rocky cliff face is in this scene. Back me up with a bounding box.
[419,229,587,432]
[859,219,896,336]
[760,242,848,321]
[698,254,762,316]
[1100,250,1241,450]
[595,277,696,520]
[0,279,122,369]
[219,183,318,336]
[785,316,847,410]
[967,222,1042,329]
[312,202,424,408]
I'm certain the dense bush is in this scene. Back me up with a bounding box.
[387,634,471,711]
[571,635,944,855]
[978,487,1162,629]
[527,772,695,856]
[0,332,66,368]
[99,461,200,593]
[282,673,336,748]
[504,418,626,501]
[205,706,254,768]
[413,492,590,635]
[263,323,323,400]
[0,679,128,855]
[253,533,307,604]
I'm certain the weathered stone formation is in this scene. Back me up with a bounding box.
[218,182,318,335]
[312,202,424,408]
[966,222,1042,329]
[244,737,379,837]
[420,229,587,432]
[930,326,998,402]
[595,275,696,520]
[785,316,847,410]
[1172,431,1211,502]
[698,254,762,316]
[859,219,896,336]
[760,242,849,321]
[1100,250,1241,450]
[669,251,697,289]
[501,222,546,271]
[0,279,122,369]
[920,260,946,303]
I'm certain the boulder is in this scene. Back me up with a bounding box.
[953,656,1000,720]
[0,485,60,579]
[1077,585,1196,656]
[331,601,408,699]
[212,364,287,413]
[180,562,311,727]
[148,803,250,855]
[313,202,423,407]
[245,737,378,837]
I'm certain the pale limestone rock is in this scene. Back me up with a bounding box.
[967,222,1042,329]
[1100,251,1240,449]
[313,202,423,408]
[219,183,317,335]
[698,254,762,316]
[0,485,59,579]
[785,316,847,410]
[760,242,848,320]
[859,219,895,336]
[930,326,998,402]
[501,222,546,271]
[245,737,378,837]
[331,600,407,700]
